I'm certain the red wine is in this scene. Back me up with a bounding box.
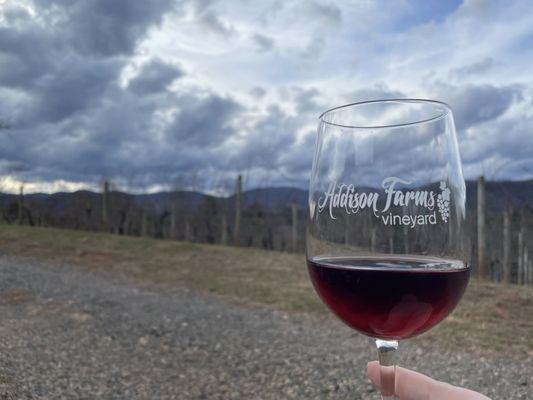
[307,256,469,340]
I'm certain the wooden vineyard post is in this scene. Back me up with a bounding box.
[170,202,177,240]
[403,225,409,254]
[221,213,228,246]
[524,247,529,285]
[17,184,24,225]
[518,228,524,284]
[291,202,298,252]
[185,220,191,242]
[477,176,487,280]
[344,222,349,245]
[503,210,512,284]
[141,210,147,237]
[371,226,377,252]
[234,175,242,247]
[102,180,109,232]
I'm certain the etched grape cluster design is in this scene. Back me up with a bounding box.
[437,181,450,223]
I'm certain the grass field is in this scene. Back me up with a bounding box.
[0,224,531,357]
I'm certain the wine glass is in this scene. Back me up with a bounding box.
[306,99,469,399]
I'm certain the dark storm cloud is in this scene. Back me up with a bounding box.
[345,83,520,133]
[278,129,315,179]
[32,0,175,57]
[0,25,59,89]
[0,1,332,190]
[99,89,243,188]
[0,0,247,190]
[456,111,533,181]
[128,59,184,94]
[0,0,176,125]
[167,93,242,147]
[462,114,533,162]
[64,100,163,177]
[32,57,122,124]
[435,83,522,130]
[232,105,301,170]
[0,0,181,186]
[2,86,242,187]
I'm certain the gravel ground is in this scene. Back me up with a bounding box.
[0,256,529,399]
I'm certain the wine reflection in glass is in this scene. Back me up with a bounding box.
[306,100,469,399]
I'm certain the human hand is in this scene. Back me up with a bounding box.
[367,361,491,399]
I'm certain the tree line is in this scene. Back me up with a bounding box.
[475,176,532,284]
[3,175,533,285]
[5,175,305,253]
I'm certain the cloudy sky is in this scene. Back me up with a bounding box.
[0,0,532,194]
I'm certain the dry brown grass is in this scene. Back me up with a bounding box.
[0,224,531,357]
[0,288,33,305]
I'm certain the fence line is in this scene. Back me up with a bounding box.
[1,174,532,285]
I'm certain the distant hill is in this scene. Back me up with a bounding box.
[233,187,308,209]
[0,180,531,214]
[466,179,533,212]
[133,191,215,211]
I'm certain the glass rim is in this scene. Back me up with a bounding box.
[318,98,452,129]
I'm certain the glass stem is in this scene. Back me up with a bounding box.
[375,339,398,399]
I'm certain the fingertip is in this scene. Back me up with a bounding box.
[367,361,380,387]
[395,365,434,399]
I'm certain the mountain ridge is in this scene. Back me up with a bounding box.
[0,180,532,212]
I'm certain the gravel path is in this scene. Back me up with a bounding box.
[0,256,529,399]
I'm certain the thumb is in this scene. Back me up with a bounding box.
[367,361,491,400]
